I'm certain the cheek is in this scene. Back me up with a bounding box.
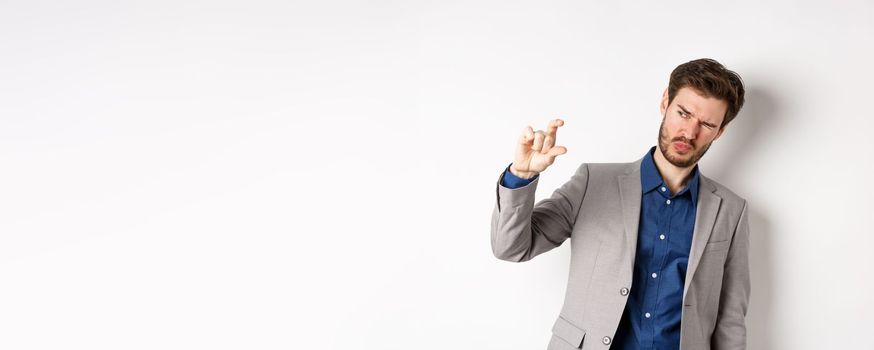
[663,119,682,135]
[698,132,718,145]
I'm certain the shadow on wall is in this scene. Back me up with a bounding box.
[708,86,780,350]
[748,211,774,350]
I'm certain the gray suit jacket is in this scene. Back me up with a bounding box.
[490,157,750,350]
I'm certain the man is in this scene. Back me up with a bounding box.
[490,58,749,350]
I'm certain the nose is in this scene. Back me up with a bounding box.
[681,119,700,141]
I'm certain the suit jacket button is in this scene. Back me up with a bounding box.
[602,336,612,345]
[620,287,629,296]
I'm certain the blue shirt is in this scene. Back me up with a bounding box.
[500,146,699,350]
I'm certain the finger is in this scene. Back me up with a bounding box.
[532,130,545,152]
[519,126,534,145]
[542,133,555,153]
[546,118,564,139]
[542,119,563,153]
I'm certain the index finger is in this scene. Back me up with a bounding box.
[546,118,565,138]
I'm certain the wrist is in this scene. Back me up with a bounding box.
[509,166,538,180]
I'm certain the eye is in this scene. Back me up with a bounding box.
[701,123,714,130]
[678,111,690,119]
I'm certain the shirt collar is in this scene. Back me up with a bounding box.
[640,146,700,205]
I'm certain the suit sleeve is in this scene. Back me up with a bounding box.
[712,200,751,350]
[500,163,538,188]
[490,163,590,262]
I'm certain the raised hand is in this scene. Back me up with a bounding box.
[510,119,568,179]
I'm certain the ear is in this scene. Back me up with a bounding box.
[660,88,669,115]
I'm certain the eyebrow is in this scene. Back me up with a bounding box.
[677,104,718,128]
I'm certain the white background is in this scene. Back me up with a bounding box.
[1,1,872,349]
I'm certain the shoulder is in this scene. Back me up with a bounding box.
[701,174,748,209]
[564,160,639,191]
[583,161,638,176]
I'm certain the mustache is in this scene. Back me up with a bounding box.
[671,137,695,149]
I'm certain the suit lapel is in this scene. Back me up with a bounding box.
[618,159,643,269]
[682,175,722,302]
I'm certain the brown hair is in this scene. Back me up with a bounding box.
[668,58,745,129]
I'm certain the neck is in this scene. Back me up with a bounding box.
[653,144,697,195]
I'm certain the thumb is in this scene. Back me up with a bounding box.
[546,146,567,158]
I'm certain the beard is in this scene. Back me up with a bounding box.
[657,117,712,168]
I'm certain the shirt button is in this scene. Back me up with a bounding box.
[645,312,651,318]
[660,234,666,240]
[666,199,671,205]
[620,287,629,296]
[602,336,612,345]
[660,186,666,192]
[651,272,658,278]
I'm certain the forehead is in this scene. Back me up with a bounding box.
[672,87,728,125]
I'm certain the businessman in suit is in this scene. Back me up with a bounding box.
[491,58,749,350]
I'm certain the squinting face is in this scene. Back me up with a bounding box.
[657,87,728,168]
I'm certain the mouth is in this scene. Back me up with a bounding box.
[672,141,692,153]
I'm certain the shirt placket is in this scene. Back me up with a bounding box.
[645,184,674,349]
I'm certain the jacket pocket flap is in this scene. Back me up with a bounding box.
[552,315,586,348]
